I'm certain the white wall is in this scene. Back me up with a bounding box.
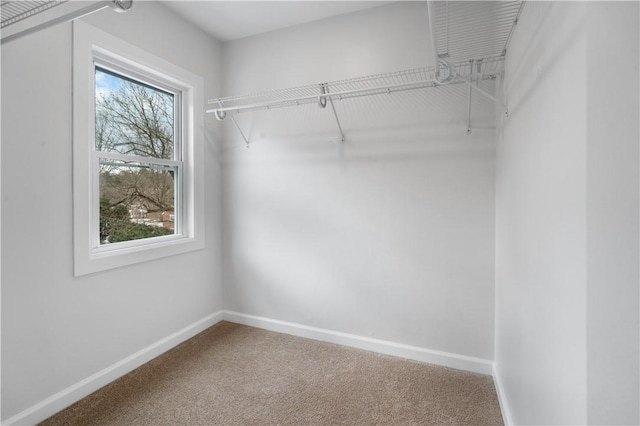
[6,1,636,424]
[495,3,588,422]
[585,2,639,424]
[495,2,639,424]
[1,2,223,421]
[221,2,497,361]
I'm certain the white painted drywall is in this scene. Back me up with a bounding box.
[221,2,497,361]
[585,2,639,424]
[495,1,640,424]
[495,2,589,424]
[1,2,223,421]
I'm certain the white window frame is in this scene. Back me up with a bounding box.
[73,21,204,276]
[92,59,184,250]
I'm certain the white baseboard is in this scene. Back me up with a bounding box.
[222,310,494,375]
[3,311,225,426]
[493,363,513,425]
[5,310,500,426]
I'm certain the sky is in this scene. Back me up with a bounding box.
[95,68,123,101]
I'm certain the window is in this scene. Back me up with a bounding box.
[94,65,180,246]
[73,21,204,276]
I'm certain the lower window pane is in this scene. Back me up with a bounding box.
[99,159,177,245]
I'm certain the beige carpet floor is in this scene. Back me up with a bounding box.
[40,321,503,425]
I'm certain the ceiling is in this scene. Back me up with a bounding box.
[162,1,391,42]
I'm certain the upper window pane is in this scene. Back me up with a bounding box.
[95,67,175,160]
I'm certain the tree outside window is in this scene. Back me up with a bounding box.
[95,67,180,245]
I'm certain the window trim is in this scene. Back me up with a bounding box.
[73,21,204,276]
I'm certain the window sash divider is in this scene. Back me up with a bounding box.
[95,150,182,167]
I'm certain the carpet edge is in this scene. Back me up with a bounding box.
[222,310,495,375]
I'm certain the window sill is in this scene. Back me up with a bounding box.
[75,235,204,277]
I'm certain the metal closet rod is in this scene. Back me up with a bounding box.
[207,80,439,115]
[1,0,133,44]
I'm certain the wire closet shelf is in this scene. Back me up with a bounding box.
[1,0,133,44]
[430,0,524,62]
[207,56,503,118]
[207,1,524,142]
[0,0,67,28]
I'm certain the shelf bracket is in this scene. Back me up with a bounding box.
[456,71,507,115]
[466,59,476,134]
[230,114,250,148]
[466,80,473,134]
[214,100,250,148]
[319,83,345,143]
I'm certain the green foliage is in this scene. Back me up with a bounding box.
[100,198,172,244]
[109,221,173,244]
